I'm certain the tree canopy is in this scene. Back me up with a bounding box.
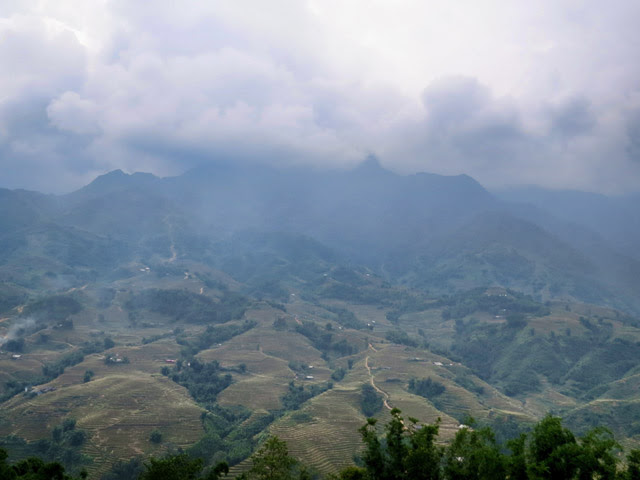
[345,410,638,480]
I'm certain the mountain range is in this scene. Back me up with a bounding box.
[1,158,639,314]
[3,159,640,477]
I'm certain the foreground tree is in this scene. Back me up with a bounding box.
[619,449,640,480]
[138,453,228,480]
[139,454,204,480]
[442,422,505,480]
[526,415,581,480]
[575,426,619,480]
[0,448,86,480]
[340,410,631,480]
[238,436,310,480]
[359,408,442,480]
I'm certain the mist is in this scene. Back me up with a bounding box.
[0,317,36,347]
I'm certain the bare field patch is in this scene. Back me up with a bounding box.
[528,314,588,335]
[228,327,326,366]
[218,375,290,411]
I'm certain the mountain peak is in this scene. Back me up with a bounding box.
[353,155,393,177]
[67,169,159,199]
[97,169,126,180]
[90,169,157,186]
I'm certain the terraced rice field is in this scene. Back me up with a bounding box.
[360,343,534,439]
[0,374,204,478]
[269,387,366,475]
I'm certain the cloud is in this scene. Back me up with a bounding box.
[47,92,100,135]
[1,1,640,194]
[421,77,526,160]
[0,317,36,346]
[0,12,96,192]
[625,109,640,162]
[0,14,86,98]
[548,96,597,140]
[371,74,640,193]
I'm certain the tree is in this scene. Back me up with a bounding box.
[204,461,230,480]
[360,384,383,417]
[527,415,581,480]
[359,418,386,480]
[68,429,87,447]
[506,434,528,480]
[100,457,145,480]
[575,427,619,480]
[240,436,300,480]
[149,430,162,444]
[0,448,16,480]
[328,466,367,480]
[620,449,640,480]
[442,422,505,480]
[408,378,445,399]
[62,418,76,432]
[52,425,63,443]
[139,454,204,480]
[357,408,442,480]
[404,417,442,480]
[1,450,79,480]
[4,338,25,353]
[384,409,407,480]
[347,409,640,480]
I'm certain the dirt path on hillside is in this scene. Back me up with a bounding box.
[365,356,392,411]
[65,284,88,294]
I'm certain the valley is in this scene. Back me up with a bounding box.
[1,164,640,478]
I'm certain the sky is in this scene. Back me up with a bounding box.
[2,0,640,194]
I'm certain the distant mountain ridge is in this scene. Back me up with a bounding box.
[496,186,640,261]
[1,160,639,312]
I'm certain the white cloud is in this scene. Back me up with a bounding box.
[47,91,100,134]
[1,0,640,193]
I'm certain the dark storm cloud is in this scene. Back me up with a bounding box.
[0,95,98,192]
[422,77,527,160]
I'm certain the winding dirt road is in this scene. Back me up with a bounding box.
[365,355,392,411]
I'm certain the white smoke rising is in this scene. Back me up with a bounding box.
[0,317,37,346]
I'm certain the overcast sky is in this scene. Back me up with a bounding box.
[2,0,640,194]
